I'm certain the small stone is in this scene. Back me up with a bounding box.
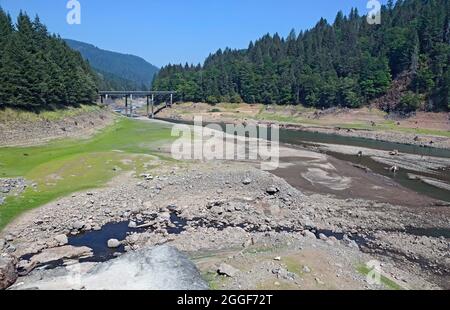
[107,239,121,248]
[217,263,239,277]
[167,204,178,212]
[303,230,317,239]
[266,186,279,195]
[303,266,311,273]
[315,277,324,285]
[319,233,328,241]
[128,221,137,228]
[274,256,281,261]
[54,234,68,246]
[72,221,85,230]
[242,178,252,185]
[83,224,92,232]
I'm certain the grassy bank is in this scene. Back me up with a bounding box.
[0,105,104,123]
[0,117,175,230]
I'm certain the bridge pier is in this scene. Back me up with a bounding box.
[98,91,176,118]
[151,94,155,118]
[129,95,133,117]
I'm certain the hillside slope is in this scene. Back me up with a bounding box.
[65,39,159,91]
[153,0,449,112]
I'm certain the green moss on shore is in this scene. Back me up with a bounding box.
[0,117,174,230]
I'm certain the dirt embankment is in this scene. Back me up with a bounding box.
[0,105,115,147]
[156,103,450,149]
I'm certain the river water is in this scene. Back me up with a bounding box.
[157,117,450,203]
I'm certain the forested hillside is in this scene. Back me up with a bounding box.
[0,9,98,110]
[153,0,449,112]
[65,39,159,91]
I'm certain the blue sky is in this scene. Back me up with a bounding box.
[1,0,388,67]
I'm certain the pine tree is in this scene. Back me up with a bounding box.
[152,0,449,112]
[0,9,98,109]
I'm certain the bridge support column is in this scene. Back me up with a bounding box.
[170,93,173,107]
[125,95,128,117]
[151,94,155,118]
[100,95,104,104]
[146,96,150,118]
[129,95,133,117]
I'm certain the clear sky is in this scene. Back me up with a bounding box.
[1,0,388,67]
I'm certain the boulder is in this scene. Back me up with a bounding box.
[54,234,68,246]
[303,230,317,239]
[10,245,209,290]
[107,239,121,248]
[72,221,85,230]
[266,186,279,195]
[0,254,18,290]
[242,178,252,185]
[217,263,239,278]
[272,267,295,281]
[318,233,328,241]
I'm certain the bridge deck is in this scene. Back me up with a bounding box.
[98,90,176,119]
[99,91,176,96]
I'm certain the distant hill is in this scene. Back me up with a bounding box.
[65,39,159,91]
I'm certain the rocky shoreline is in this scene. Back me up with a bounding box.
[1,162,448,290]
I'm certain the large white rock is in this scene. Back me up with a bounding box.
[11,246,209,290]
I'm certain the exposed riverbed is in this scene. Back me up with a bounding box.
[158,117,450,204]
[2,117,449,290]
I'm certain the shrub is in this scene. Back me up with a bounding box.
[398,92,422,113]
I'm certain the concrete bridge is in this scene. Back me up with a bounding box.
[98,91,177,118]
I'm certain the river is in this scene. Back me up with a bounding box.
[157,117,450,204]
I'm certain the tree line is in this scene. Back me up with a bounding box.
[0,9,98,110]
[153,0,449,112]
